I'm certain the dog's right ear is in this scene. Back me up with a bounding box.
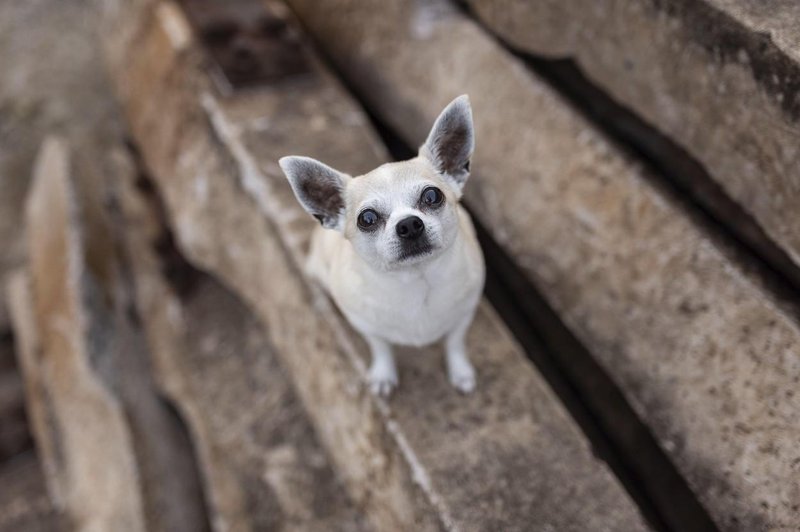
[279,156,350,231]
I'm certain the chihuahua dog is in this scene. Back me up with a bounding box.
[279,95,484,397]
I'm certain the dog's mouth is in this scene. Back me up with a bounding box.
[396,238,435,263]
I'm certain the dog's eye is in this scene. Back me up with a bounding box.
[421,186,444,207]
[357,209,380,230]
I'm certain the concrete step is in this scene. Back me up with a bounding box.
[466,0,800,279]
[0,451,62,532]
[115,155,371,532]
[102,1,650,530]
[278,0,800,530]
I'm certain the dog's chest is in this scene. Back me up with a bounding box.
[335,255,481,346]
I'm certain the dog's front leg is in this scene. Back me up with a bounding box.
[445,313,477,393]
[365,335,398,397]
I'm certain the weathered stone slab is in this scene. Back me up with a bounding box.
[7,137,208,532]
[16,137,146,531]
[279,1,800,529]
[103,2,650,531]
[467,0,800,275]
[115,154,370,532]
[0,0,125,331]
[0,0,131,469]
[0,451,62,532]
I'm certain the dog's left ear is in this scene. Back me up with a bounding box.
[279,156,350,231]
[419,95,474,193]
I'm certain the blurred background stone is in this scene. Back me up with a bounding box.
[0,0,122,325]
[0,0,798,531]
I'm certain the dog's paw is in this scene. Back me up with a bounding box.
[368,366,398,397]
[448,360,476,394]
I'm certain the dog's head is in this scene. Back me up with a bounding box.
[280,95,474,271]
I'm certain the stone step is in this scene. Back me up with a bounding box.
[115,152,371,532]
[0,451,62,532]
[466,0,800,278]
[277,1,800,530]
[6,136,208,532]
[102,1,650,530]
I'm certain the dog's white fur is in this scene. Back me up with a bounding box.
[280,95,484,396]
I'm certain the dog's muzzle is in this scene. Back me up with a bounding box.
[396,215,425,240]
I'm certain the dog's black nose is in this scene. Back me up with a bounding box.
[396,215,425,240]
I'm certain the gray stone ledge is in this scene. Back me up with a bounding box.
[468,0,800,278]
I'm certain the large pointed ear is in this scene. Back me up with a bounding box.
[419,95,474,192]
[279,156,349,231]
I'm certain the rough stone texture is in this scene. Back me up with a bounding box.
[103,2,650,531]
[115,157,370,532]
[0,451,62,532]
[467,0,800,274]
[6,137,209,532]
[279,1,800,530]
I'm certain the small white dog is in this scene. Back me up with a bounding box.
[279,95,485,397]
